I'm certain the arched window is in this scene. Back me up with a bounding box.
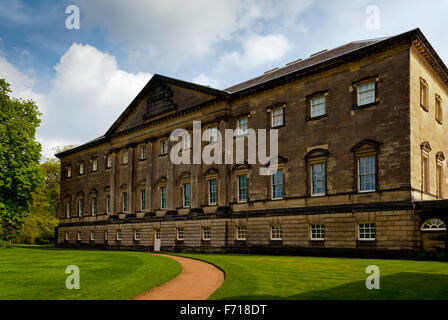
[421,218,447,231]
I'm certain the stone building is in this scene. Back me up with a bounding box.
[56,28,448,258]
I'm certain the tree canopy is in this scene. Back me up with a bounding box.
[0,79,43,242]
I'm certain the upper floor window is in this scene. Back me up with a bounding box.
[91,197,97,216]
[92,158,98,172]
[140,145,147,160]
[182,133,191,150]
[310,94,326,118]
[272,169,284,200]
[359,156,376,192]
[106,155,112,168]
[421,142,432,194]
[271,107,284,127]
[66,201,71,218]
[106,194,111,214]
[67,165,72,178]
[140,189,146,211]
[436,94,443,124]
[208,126,218,143]
[79,162,84,175]
[160,139,168,155]
[78,199,83,217]
[160,186,167,210]
[357,80,376,106]
[237,117,249,135]
[123,151,128,164]
[208,179,217,205]
[182,183,191,208]
[420,78,429,111]
[122,192,128,213]
[311,163,326,196]
[436,152,445,198]
[237,174,248,203]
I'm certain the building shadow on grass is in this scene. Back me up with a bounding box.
[222,273,448,300]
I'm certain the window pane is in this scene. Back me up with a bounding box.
[359,156,376,192]
[358,81,376,106]
[312,163,326,195]
[238,175,248,202]
[311,95,326,118]
[272,169,284,199]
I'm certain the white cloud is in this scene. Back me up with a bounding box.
[1,43,152,158]
[192,73,221,89]
[217,34,291,72]
[76,0,312,69]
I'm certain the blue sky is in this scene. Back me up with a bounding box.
[1,0,447,158]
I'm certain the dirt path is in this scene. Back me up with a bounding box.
[133,253,225,300]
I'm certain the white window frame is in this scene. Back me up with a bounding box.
[104,231,108,241]
[123,151,128,164]
[92,159,98,171]
[271,225,283,241]
[237,174,248,203]
[90,231,95,241]
[208,126,218,143]
[134,229,141,241]
[208,179,218,206]
[160,139,168,155]
[116,229,122,241]
[310,224,325,241]
[106,155,112,169]
[421,219,447,231]
[311,163,326,197]
[358,223,376,241]
[182,183,191,208]
[310,94,326,118]
[358,156,376,193]
[77,232,81,241]
[357,80,376,106]
[122,192,128,213]
[91,197,97,216]
[106,194,111,214]
[160,186,167,210]
[271,107,284,127]
[177,227,184,241]
[202,227,211,241]
[66,201,71,218]
[237,117,249,135]
[236,226,246,241]
[67,166,72,178]
[79,162,84,175]
[65,232,69,241]
[271,169,284,200]
[140,189,146,211]
[140,145,147,160]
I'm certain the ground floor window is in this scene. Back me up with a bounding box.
[421,218,447,231]
[134,229,141,241]
[177,228,184,240]
[77,232,81,241]
[65,232,69,241]
[90,231,95,241]
[358,223,376,240]
[104,231,108,241]
[271,225,283,240]
[310,224,325,240]
[116,229,122,241]
[236,226,246,240]
[202,227,211,241]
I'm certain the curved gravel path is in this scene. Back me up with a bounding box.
[133,253,224,300]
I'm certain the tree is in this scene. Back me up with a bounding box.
[17,159,60,244]
[0,79,43,242]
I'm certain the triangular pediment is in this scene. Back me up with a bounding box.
[106,74,227,135]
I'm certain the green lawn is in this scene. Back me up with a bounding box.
[175,253,448,300]
[0,246,181,300]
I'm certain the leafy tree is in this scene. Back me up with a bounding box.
[0,79,43,242]
[17,159,60,244]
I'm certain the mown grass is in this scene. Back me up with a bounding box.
[175,253,448,300]
[0,246,181,300]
